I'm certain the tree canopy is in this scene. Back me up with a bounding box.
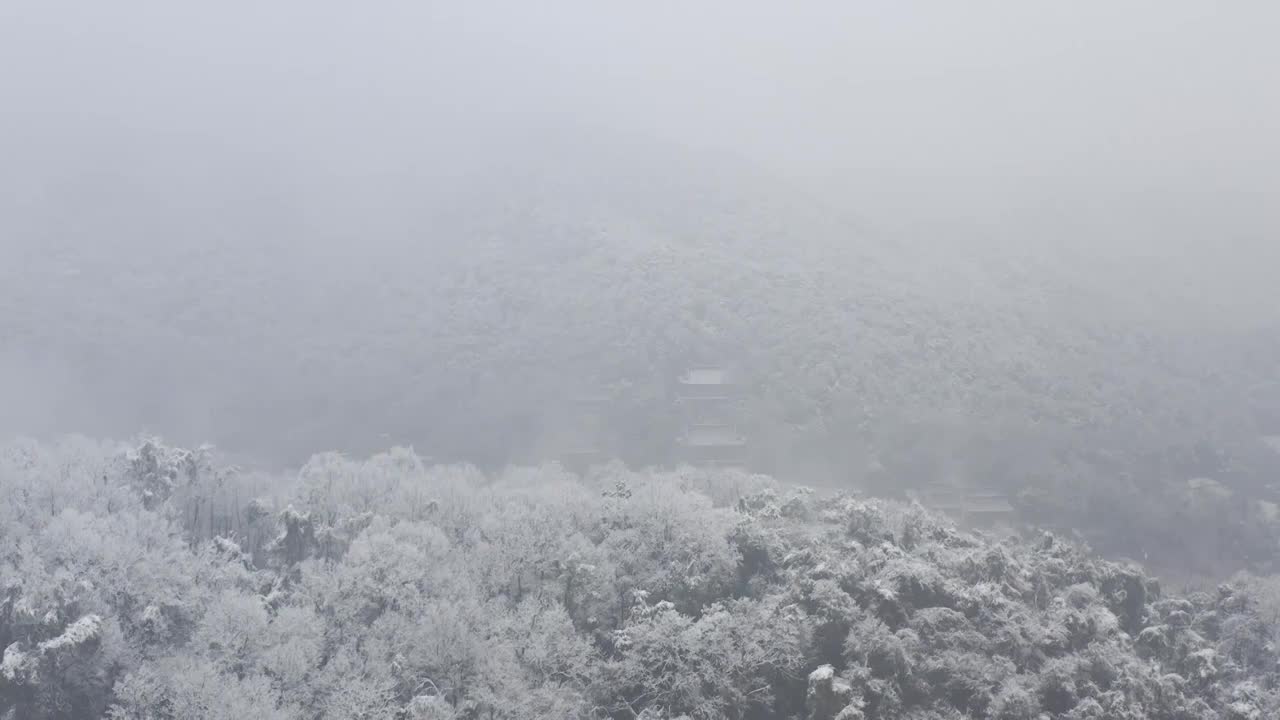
[3,437,1279,719]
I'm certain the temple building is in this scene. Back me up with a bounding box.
[917,479,1015,527]
[675,366,747,467]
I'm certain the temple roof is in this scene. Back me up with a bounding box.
[679,367,732,386]
[679,425,747,447]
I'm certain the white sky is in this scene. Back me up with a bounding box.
[1,1,1276,229]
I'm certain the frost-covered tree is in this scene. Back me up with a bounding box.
[3,437,1280,719]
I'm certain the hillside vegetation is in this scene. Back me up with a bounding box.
[3,436,1280,719]
[4,134,1280,578]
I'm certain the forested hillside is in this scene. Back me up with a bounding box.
[3,436,1280,719]
[5,2,1279,717]
[3,131,1279,578]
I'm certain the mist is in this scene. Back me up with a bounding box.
[2,0,1277,459]
[4,1,1276,202]
[7,2,1280,718]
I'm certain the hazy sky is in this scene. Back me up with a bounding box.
[2,1,1278,459]
[3,1,1276,223]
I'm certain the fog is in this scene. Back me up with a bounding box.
[6,4,1280,717]
[2,1,1277,453]
[0,2,1274,471]
[5,1,1277,204]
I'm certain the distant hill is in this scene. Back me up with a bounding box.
[3,126,1279,573]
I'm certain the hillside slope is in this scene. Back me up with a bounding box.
[3,129,1278,573]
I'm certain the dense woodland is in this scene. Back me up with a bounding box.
[3,436,1280,719]
[5,3,1278,717]
[5,138,1280,582]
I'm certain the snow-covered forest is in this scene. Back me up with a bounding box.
[4,1,1280,718]
[4,436,1280,719]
